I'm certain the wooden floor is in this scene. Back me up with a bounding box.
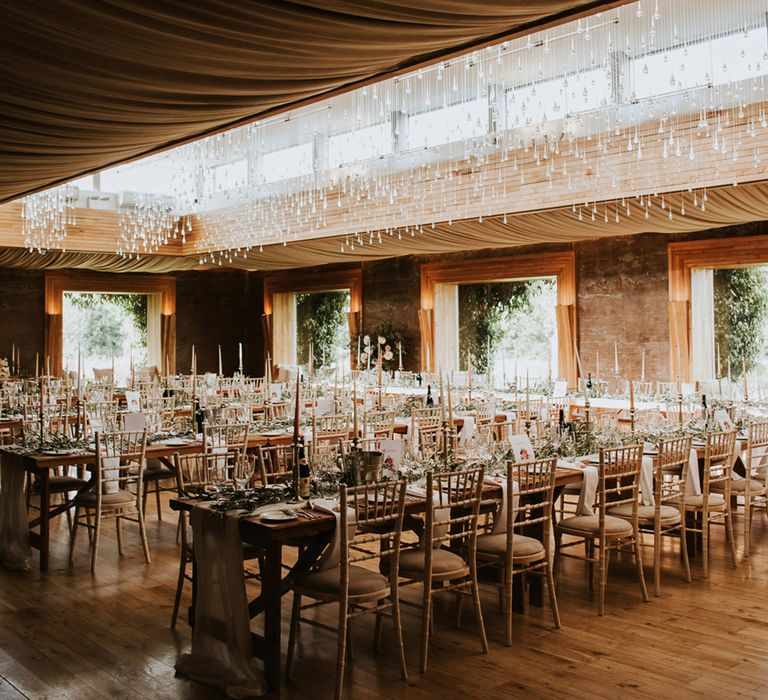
[2,499,768,699]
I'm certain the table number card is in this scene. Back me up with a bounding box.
[553,379,568,397]
[125,390,141,413]
[713,409,734,431]
[508,433,536,462]
[378,438,404,469]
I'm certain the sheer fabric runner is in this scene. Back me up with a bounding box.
[0,452,32,570]
[175,505,268,698]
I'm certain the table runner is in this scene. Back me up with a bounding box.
[0,451,32,570]
[175,504,268,698]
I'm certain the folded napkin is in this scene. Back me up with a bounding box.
[557,458,598,516]
[459,415,476,447]
[312,498,357,570]
[484,475,519,535]
[406,484,450,548]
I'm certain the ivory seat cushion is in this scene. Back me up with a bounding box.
[556,514,633,536]
[295,565,388,596]
[476,533,545,559]
[608,503,682,523]
[398,549,467,577]
[75,489,135,506]
[682,493,725,509]
[711,479,765,494]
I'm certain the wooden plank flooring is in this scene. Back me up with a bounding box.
[2,499,768,699]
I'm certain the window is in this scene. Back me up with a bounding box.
[260,143,313,183]
[100,162,176,196]
[407,98,488,150]
[203,159,248,197]
[327,122,391,168]
[458,279,557,386]
[63,292,149,385]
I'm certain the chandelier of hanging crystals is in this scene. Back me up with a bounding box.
[21,184,78,253]
[15,0,768,262]
[115,192,191,259]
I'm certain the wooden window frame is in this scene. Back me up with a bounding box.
[44,271,176,377]
[262,268,363,368]
[420,251,577,384]
[668,235,768,381]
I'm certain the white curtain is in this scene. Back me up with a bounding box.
[433,283,459,373]
[691,268,715,381]
[272,292,297,368]
[146,293,162,370]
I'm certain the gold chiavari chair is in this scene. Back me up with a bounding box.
[286,480,408,700]
[555,444,649,615]
[85,400,119,436]
[474,400,495,427]
[517,398,544,423]
[170,452,264,628]
[92,367,114,384]
[69,430,150,573]
[476,457,560,645]
[736,419,768,557]
[314,413,351,442]
[609,436,692,596]
[685,429,738,577]
[411,406,442,459]
[548,396,570,422]
[396,466,488,673]
[203,421,250,482]
[256,443,297,485]
[362,408,396,438]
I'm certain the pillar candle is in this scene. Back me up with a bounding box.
[352,377,358,439]
[218,345,223,376]
[35,352,39,378]
[238,342,243,374]
[641,347,646,383]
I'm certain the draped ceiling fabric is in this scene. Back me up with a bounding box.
[0,0,623,204]
[2,180,768,273]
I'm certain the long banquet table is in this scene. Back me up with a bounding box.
[170,466,583,692]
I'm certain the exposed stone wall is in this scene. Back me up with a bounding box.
[0,220,766,381]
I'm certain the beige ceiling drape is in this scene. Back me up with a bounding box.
[3,180,768,274]
[0,0,622,204]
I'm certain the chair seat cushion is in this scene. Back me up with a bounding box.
[45,475,88,492]
[556,514,633,537]
[295,565,388,597]
[608,503,682,524]
[398,548,468,577]
[476,533,545,559]
[711,479,765,495]
[682,493,725,510]
[74,489,135,506]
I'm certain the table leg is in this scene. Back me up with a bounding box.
[38,470,50,571]
[262,540,283,691]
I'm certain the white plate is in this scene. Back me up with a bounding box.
[42,449,76,456]
[260,510,296,522]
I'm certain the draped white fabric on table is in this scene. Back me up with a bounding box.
[0,452,32,570]
[175,505,268,698]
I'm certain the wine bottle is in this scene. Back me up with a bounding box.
[194,398,204,433]
[298,442,311,499]
[586,372,593,390]
[426,384,434,406]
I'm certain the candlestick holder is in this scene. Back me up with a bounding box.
[677,391,684,429]
[629,406,636,434]
[584,396,591,435]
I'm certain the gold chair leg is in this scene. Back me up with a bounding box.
[391,590,408,681]
[334,602,349,700]
[69,505,80,564]
[155,481,163,521]
[115,516,123,555]
[420,583,432,674]
[138,510,151,564]
[90,510,101,575]
[545,562,561,630]
[634,534,649,603]
[470,568,489,654]
[702,513,710,579]
[598,541,608,616]
[654,519,662,597]
[725,505,738,568]
[679,517,692,584]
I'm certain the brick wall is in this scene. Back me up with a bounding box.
[0,220,766,381]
